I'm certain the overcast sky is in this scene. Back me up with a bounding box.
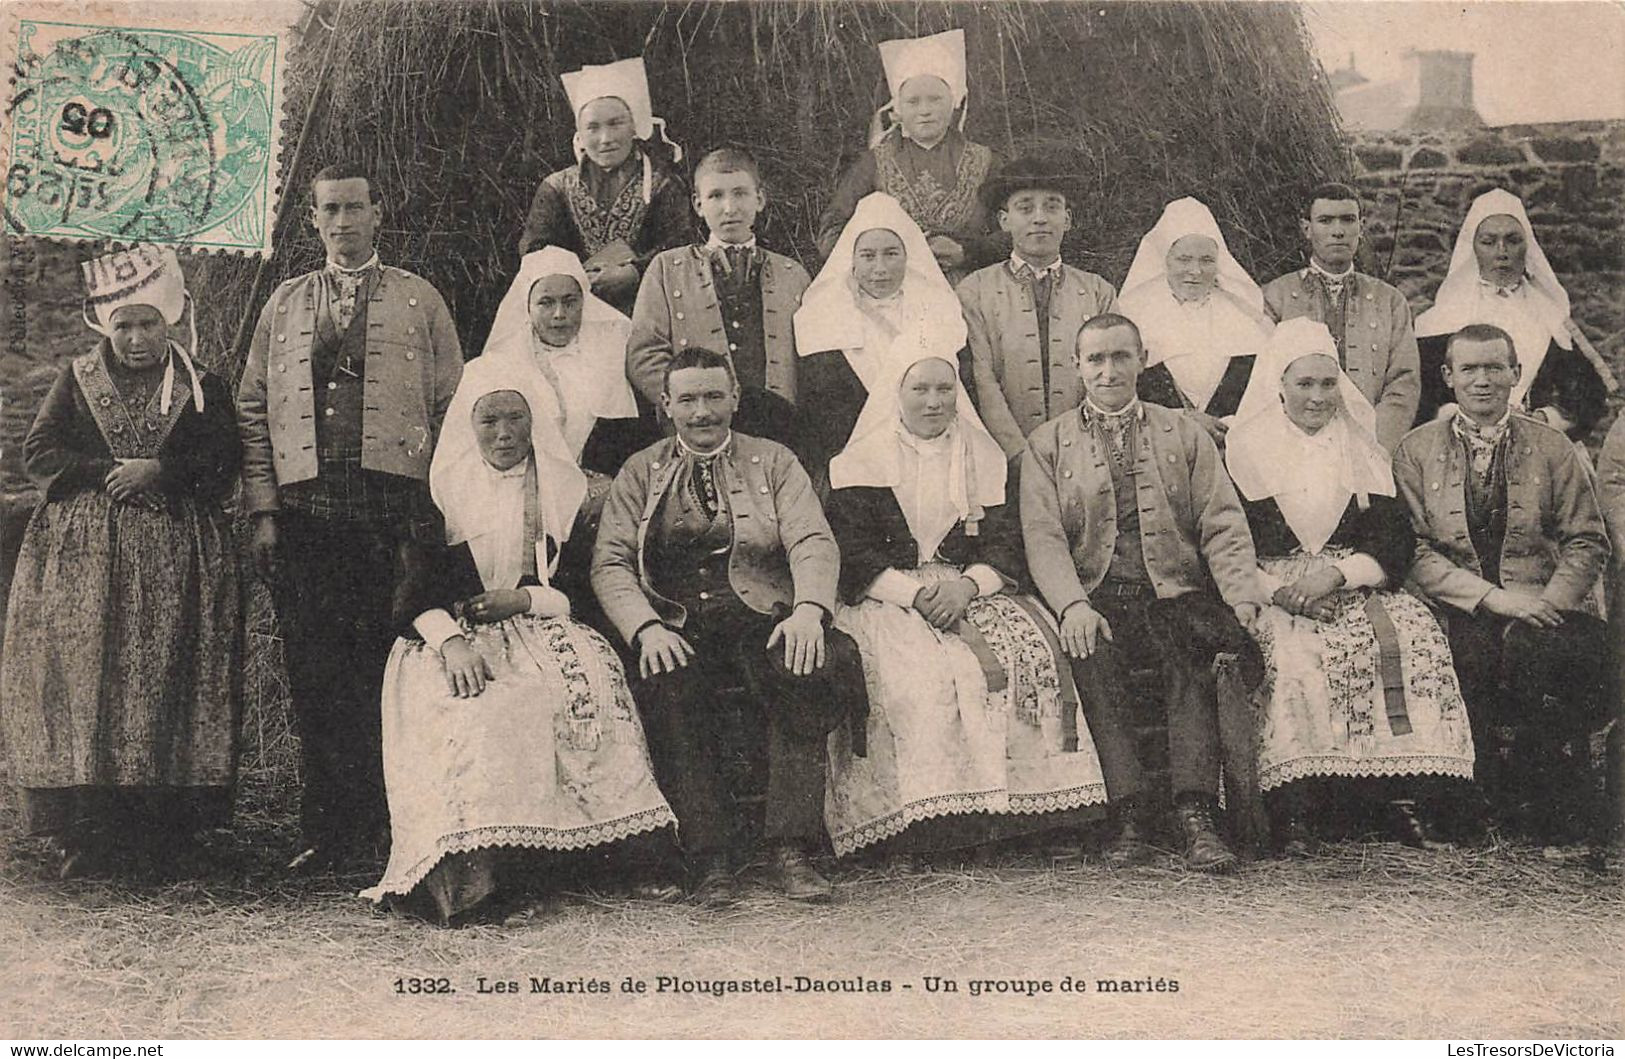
[1305,1,1625,125]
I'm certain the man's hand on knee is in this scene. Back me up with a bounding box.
[767,603,826,676]
[1059,602,1112,659]
[638,624,695,678]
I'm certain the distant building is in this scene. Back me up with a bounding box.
[1332,49,1486,132]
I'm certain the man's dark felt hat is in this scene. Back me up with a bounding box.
[978,150,1084,213]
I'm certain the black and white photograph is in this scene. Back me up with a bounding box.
[0,0,1621,1043]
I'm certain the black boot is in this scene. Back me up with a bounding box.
[1174,797,1237,873]
[1101,797,1154,868]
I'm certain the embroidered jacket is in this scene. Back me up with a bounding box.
[1393,414,1609,613]
[590,432,838,644]
[958,260,1119,455]
[236,266,463,515]
[1021,401,1264,616]
[626,245,811,407]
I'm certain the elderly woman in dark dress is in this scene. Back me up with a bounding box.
[1,246,242,879]
[362,365,674,925]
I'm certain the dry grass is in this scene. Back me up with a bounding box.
[2,796,1620,1040]
[186,0,1352,384]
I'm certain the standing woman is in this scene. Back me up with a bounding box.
[1,247,242,879]
[1226,319,1474,852]
[517,56,691,315]
[795,192,970,477]
[475,245,647,489]
[816,29,1000,287]
[823,354,1107,859]
[1414,188,1616,436]
[362,366,675,925]
[1120,197,1274,447]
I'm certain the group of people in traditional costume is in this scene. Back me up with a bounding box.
[4,28,1621,926]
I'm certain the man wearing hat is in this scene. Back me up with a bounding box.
[237,163,464,872]
[957,152,1119,456]
[593,346,867,906]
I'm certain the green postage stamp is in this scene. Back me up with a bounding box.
[2,12,287,256]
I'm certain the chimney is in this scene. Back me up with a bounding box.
[1404,50,1485,129]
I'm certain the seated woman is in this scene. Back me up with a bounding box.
[1121,196,1273,447]
[1,246,241,879]
[517,56,690,315]
[1225,319,1474,852]
[823,354,1107,860]
[815,29,1000,286]
[362,367,675,925]
[795,192,970,478]
[476,245,647,491]
[1415,188,1616,437]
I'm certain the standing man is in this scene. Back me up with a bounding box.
[1597,414,1625,858]
[1022,314,1264,872]
[237,163,464,872]
[1393,324,1610,843]
[592,346,867,906]
[1261,182,1419,452]
[957,153,1119,457]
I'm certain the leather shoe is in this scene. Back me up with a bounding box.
[762,845,833,901]
[689,857,738,908]
[1176,801,1238,873]
[1387,799,1453,852]
[1102,819,1154,868]
[1275,813,1321,858]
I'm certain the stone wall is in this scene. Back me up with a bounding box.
[1350,120,1625,443]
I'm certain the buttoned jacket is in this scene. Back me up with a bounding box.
[1021,401,1264,618]
[236,266,463,515]
[958,261,1119,455]
[626,245,811,407]
[1598,416,1625,688]
[1393,414,1609,613]
[1262,268,1419,452]
[590,431,839,645]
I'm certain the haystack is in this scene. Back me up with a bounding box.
[186,0,1351,374]
[1,0,1352,795]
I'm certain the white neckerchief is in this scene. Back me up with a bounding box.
[325,251,380,275]
[706,234,758,251]
[1159,298,1229,412]
[1268,420,1352,555]
[470,458,533,590]
[676,431,733,460]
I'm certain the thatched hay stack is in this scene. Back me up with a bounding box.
[189,0,1351,376]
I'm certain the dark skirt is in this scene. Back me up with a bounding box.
[1,490,243,839]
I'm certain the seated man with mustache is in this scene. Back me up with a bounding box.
[592,346,869,906]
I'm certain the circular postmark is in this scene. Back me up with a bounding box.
[5,21,275,247]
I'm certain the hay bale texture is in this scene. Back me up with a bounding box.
[1,0,1352,798]
[188,0,1352,374]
